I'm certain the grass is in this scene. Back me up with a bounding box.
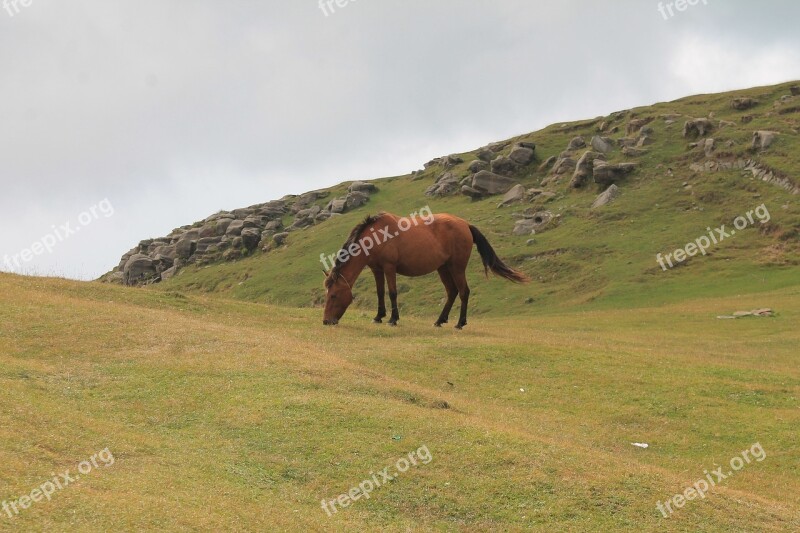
[1,272,798,531]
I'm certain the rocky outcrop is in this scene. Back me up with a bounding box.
[592,161,637,187]
[512,210,557,236]
[751,131,779,151]
[570,151,605,188]
[731,98,758,111]
[591,184,620,208]
[683,118,715,138]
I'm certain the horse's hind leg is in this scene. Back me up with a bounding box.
[449,266,471,330]
[385,265,400,326]
[435,266,458,327]
[371,268,386,323]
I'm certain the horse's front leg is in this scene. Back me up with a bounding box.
[372,268,386,323]
[385,266,400,326]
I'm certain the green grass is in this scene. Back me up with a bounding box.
[1,273,799,531]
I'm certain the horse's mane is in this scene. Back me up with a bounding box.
[326,213,384,287]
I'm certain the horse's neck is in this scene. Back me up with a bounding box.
[339,252,368,286]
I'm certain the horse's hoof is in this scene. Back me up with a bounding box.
[434,323,442,328]
[455,323,466,330]
[373,318,383,324]
[388,321,398,327]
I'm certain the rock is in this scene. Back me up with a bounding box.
[490,156,518,175]
[591,184,620,208]
[752,130,779,150]
[513,211,555,236]
[225,220,246,237]
[570,151,605,188]
[636,134,654,147]
[345,191,370,209]
[175,235,197,260]
[617,137,638,148]
[348,181,377,194]
[590,136,614,154]
[702,138,716,157]
[240,228,262,251]
[468,160,489,173]
[460,186,484,199]
[518,142,536,150]
[626,118,653,136]
[538,155,557,172]
[195,237,222,254]
[683,118,715,138]
[487,141,509,153]
[471,171,519,196]
[567,136,586,150]
[272,232,289,246]
[123,254,157,286]
[425,174,460,197]
[552,156,576,175]
[731,97,758,110]
[526,239,536,246]
[326,198,346,213]
[622,146,648,157]
[160,265,178,281]
[593,161,637,187]
[498,184,526,207]
[741,115,754,124]
[508,145,535,165]
[265,219,283,231]
[476,149,496,162]
[791,86,800,96]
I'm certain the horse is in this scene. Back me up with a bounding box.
[322,211,529,328]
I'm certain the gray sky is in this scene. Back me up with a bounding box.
[2,0,799,279]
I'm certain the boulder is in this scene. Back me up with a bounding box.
[731,97,758,110]
[460,186,484,199]
[425,174,460,197]
[175,236,197,260]
[513,211,555,236]
[240,228,262,251]
[683,118,715,138]
[327,198,347,214]
[538,155,557,172]
[345,191,370,209]
[225,220,246,237]
[593,161,637,187]
[160,265,178,281]
[570,151,605,188]
[468,160,489,173]
[265,219,283,231]
[626,118,653,135]
[702,138,715,157]
[498,184,526,207]
[622,146,648,157]
[471,171,519,196]
[123,254,157,286]
[552,156,576,175]
[591,184,620,208]
[348,181,377,194]
[791,86,800,96]
[508,145,535,165]
[476,149,496,162]
[567,136,586,150]
[590,136,614,154]
[273,232,289,245]
[752,130,779,150]
[490,156,518,175]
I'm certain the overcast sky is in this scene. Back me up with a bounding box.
[2,0,799,279]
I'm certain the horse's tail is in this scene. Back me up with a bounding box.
[469,225,530,283]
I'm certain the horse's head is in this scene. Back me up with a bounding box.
[323,271,353,325]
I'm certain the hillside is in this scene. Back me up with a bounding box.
[102,81,800,319]
[1,273,799,530]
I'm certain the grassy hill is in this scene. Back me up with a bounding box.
[132,81,800,323]
[1,273,798,530]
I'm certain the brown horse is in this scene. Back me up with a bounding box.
[322,211,529,328]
